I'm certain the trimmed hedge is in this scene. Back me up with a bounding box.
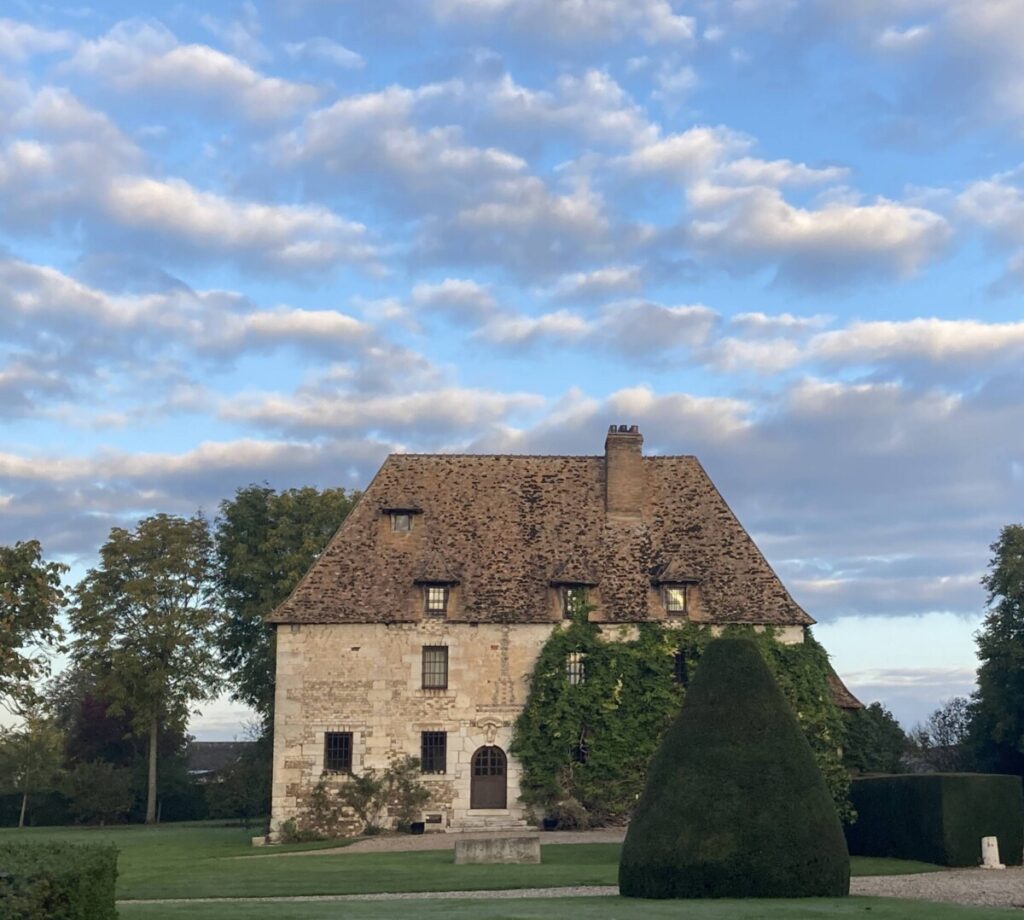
[0,841,118,919]
[619,637,849,899]
[846,773,1024,867]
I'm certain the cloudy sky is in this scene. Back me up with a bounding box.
[2,0,1022,738]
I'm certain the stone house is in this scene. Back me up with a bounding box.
[267,425,860,837]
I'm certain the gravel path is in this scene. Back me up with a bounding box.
[121,868,1024,909]
[851,867,1024,909]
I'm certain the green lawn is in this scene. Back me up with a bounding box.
[0,823,943,903]
[119,896,1014,920]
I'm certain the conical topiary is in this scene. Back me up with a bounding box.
[618,637,850,899]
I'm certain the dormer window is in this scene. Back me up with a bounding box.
[665,585,689,617]
[424,585,449,618]
[391,512,412,532]
[562,585,587,619]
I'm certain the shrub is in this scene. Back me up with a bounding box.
[63,761,134,825]
[846,773,1024,866]
[619,637,850,899]
[0,841,118,919]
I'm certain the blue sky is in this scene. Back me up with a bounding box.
[2,0,1023,738]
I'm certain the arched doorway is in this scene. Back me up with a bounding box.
[470,745,507,809]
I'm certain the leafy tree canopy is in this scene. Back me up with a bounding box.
[0,710,64,828]
[843,702,906,775]
[970,524,1024,775]
[68,512,220,822]
[910,697,973,772]
[0,540,66,714]
[215,484,358,728]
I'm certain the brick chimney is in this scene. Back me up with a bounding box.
[604,424,644,516]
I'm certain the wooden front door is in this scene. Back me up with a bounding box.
[470,745,507,809]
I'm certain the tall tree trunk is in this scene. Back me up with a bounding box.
[146,714,158,824]
[18,790,27,828]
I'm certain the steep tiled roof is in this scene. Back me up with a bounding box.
[268,450,815,627]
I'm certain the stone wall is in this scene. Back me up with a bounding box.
[270,619,805,838]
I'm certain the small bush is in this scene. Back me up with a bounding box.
[63,761,134,825]
[0,841,118,919]
[619,637,849,899]
[846,773,1024,866]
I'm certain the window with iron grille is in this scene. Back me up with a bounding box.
[567,650,586,686]
[422,646,448,689]
[424,585,449,617]
[391,512,412,532]
[665,585,688,616]
[323,731,352,772]
[562,585,587,619]
[420,731,447,773]
[674,649,689,687]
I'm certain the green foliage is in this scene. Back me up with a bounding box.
[511,615,851,824]
[205,737,271,827]
[297,755,433,839]
[335,771,386,833]
[69,512,221,823]
[63,761,134,825]
[0,711,64,827]
[0,840,118,919]
[383,755,432,830]
[843,702,907,774]
[215,485,358,730]
[847,773,1024,867]
[910,697,974,772]
[970,523,1024,775]
[0,540,67,714]
[618,638,850,899]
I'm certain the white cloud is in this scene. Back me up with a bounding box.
[809,318,1024,364]
[103,176,377,270]
[66,20,318,121]
[716,156,849,186]
[874,24,931,51]
[430,0,695,46]
[623,125,747,179]
[549,265,644,301]
[222,387,545,435]
[410,279,500,322]
[0,18,75,60]
[686,181,951,284]
[285,37,365,69]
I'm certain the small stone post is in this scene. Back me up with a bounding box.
[981,836,1005,869]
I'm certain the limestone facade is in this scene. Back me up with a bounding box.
[269,616,807,837]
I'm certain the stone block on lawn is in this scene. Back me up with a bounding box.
[454,835,541,864]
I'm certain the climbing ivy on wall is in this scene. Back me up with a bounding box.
[510,611,852,825]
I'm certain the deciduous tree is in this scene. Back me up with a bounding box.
[843,702,907,775]
[69,513,220,824]
[0,711,64,827]
[0,540,66,714]
[911,697,973,772]
[215,485,357,729]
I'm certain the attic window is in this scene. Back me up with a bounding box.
[424,585,449,618]
[562,586,588,619]
[391,512,412,532]
[665,585,689,617]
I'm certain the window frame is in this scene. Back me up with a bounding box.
[561,585,588,619]
[664,584,688,617]
[323,731,353,773]
[420,731,447,774]
[421,645,449,690]
[391,512,412,532]
[567,650,586,686]
[424,584,449,618]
